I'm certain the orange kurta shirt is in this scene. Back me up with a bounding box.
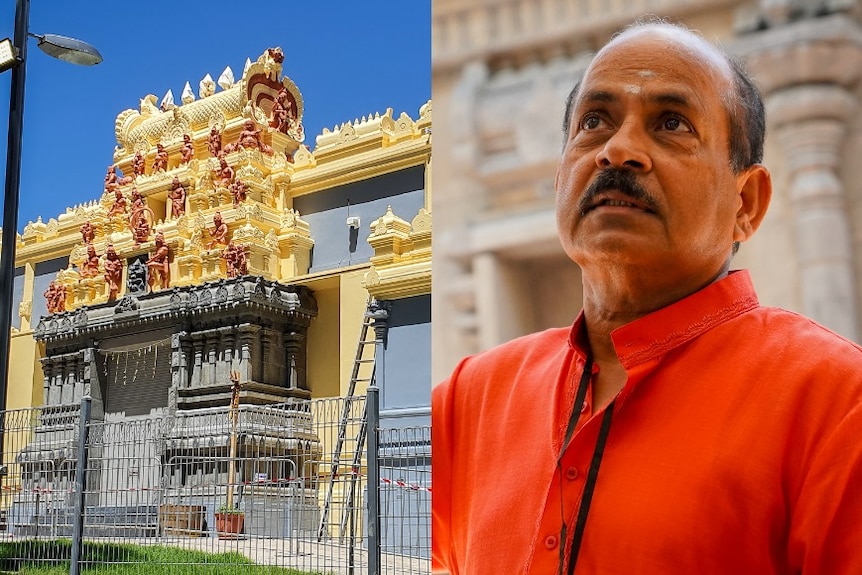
[432,270,862,574]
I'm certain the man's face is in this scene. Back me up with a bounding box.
[556,29,745,279]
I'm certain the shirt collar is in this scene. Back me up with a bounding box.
[568,269,760,369]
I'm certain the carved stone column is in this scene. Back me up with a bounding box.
[42,358,54,405]
[190,338,204,388]
[738,13,862,341]
[206,335,218,386]
[284,329,307,391]
[82,348,103,418]
[237,326,260,383]
[768,86,859,340]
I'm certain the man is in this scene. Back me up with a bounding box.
[432,20,862,574]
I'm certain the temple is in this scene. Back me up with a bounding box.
[5,47,431,539]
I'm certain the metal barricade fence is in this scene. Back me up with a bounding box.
[0,395,431,575]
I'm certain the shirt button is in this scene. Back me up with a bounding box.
[566,467,579,480]
[544,535,558,550]
[580,401,589,413]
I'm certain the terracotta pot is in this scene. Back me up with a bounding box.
[215,511,245,539]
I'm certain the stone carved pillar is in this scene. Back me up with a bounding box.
[170,332,188,410]
[237,326,260,383]
[82,348,103,418]
[190,338,204,388]
[62,355,75,404]
[260,330,271,384]
[42,359,53,405]
[284,330,306,391]
[739,13,862,341]
[768,86,859,340]
[223,332,235,376]
[206,335,218,386]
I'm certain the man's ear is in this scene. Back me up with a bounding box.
[733,164,772,243]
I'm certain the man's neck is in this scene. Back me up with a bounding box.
[579,261,732,410]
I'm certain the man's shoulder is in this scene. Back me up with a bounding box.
[434,326,574,415]
[437,326,573,396]
[466,326,573,370]
[743,305,862,372]
[753,306,862,351]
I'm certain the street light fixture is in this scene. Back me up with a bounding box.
[0,0,102,431]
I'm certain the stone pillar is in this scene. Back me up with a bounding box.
[223,332,235,375]
[284,329,306,391]
[206,335,218,386]
[82,348,103,418]
[42,358,54,405]
[62,354,75,404]
[768,85,859,340]
[739,14,862,341]
[260,329,271,384]
[237,326,260,383]
[190,338,204,388]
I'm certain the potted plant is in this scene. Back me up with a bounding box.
[215,371,245,539]
[214,503,245,538]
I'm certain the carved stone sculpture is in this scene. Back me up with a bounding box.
[180,134,194,164]
[169,177,186,219]
[132,151,146,178]
[80,220,95,245]
[107,188,127,219]
[216,155,234,188]
[207,211,229,249]
[104,165,119,192]
[223,241,248,278]
[152,143,169,172]
[207,125,222,157]
[127,259,147,296]
[224,119,273,155]
[230,179,247,207]
[44,280,66,314]
[103,244,123,302]
[129,188,153,247]
[146,231,171,291]
[269,88,294,133]
[79,244,100,279]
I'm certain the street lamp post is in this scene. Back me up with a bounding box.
[0,0,102,436]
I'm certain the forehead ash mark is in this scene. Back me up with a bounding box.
[638,70,656,78]
[624,84,641,94]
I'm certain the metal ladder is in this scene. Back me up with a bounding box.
[317,297,377,541]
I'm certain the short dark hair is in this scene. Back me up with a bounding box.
[561,23,766,174]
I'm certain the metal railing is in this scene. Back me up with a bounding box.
[0,393,430,575]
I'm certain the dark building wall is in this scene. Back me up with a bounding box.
[11,267,24,330]
[99,329,173,417]
[33,257,68,322]
[382,294,431,416]
[294,166,425,273]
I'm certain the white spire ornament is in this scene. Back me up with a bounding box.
[199,73,215,98]
[181,81,195,104]
[159,89,175,111]
[218,66,235,91]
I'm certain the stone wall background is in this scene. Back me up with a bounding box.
[432,0,862,380]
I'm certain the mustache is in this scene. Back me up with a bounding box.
[577,169,659,216]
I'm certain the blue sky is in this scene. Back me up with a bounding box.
[0,0,430,232]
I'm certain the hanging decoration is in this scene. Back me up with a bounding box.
[97,336,172,385]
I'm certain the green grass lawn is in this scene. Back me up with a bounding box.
[0,540,325,574]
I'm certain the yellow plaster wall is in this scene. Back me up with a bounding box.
[305,275,340,399]
[339,270,372,397]
[8,332,41,410]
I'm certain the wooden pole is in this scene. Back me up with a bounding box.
[226,370,241,509]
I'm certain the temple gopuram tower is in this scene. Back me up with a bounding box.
[4,47,431,537]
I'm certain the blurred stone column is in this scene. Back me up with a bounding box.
[768,86,858,340]
[738,12,862,341]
